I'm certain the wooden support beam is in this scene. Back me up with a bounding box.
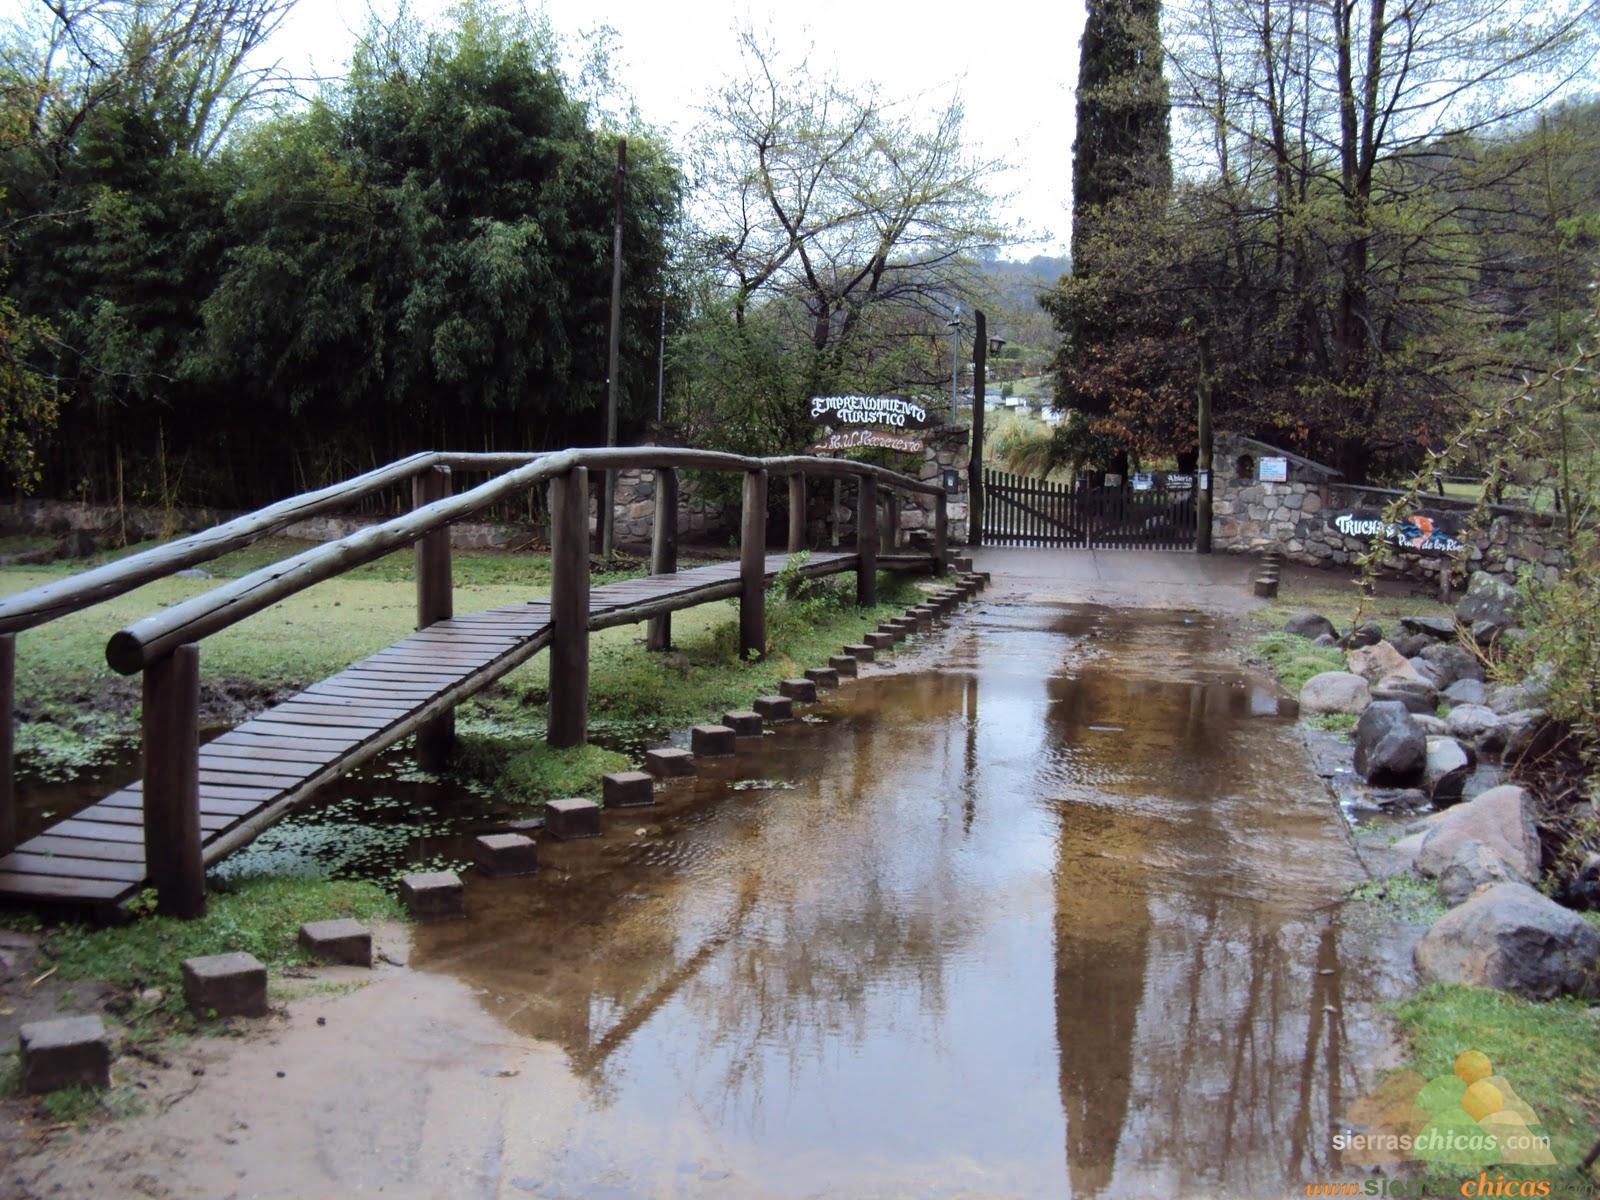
[831,479,842,548]
[857,476,879,606]
[787,473,806,554]
[413,465,454,771]
[647,467,678,651]
[740,469,768,660]
[882,494,899,554]
[0,633,13,855]
[934,492,949,575]
[143,644,205,918]
[548,467,591,748]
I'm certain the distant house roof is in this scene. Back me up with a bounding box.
[1223,434,1343,479]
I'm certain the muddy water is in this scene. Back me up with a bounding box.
[404,600,1403,1199]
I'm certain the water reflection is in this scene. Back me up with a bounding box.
[407,600,1403,1198]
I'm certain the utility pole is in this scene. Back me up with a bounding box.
[1196,332,1214,554]
[948,305,961,416]
[600,137,626,559]
[969,309,986,547]
[655,300,666,424]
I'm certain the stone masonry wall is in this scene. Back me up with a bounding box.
[1211,434,1567,583]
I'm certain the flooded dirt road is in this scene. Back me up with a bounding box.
[11,570,1411,1200]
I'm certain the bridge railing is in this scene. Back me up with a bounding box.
[0,445,946,882]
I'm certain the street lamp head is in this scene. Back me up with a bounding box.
[988,334,1007,355]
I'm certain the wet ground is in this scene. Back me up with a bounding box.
[7,559,1414,1199]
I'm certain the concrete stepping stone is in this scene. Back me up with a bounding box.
[182,951,269,1018]
[473,833,539,877]
[691,724,737,757]
[843,643,875,662]
[1253,576,1280,598]
[721,710,763,736]
[646,747,696,777]
[828,655,858,677]
[603,770,655,807]
[804,667,840,689]
[752,695,793,721]
[18,1015,110,1093]
[298,918,374,966]
[779,678,818,702]
[545,798,601,840]
[400,871,465,919]
[951,555,974,572]
[864,631,895,650]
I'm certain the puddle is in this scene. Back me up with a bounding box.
[391,601,1409,1198]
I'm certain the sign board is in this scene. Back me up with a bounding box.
[809,395,934,430]
[1328,509,1465,555]
[1197,469,1210,492]
[1165,473,1194,490]
[1258,457,1289,482]
[807,428,926,455]
[1131,472,1154,492]
[1103,473,1123,488]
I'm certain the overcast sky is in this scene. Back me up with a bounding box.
[267,0,1083,257]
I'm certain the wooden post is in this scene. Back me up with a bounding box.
[413,465,454,770]
[883,493,899,554]
[969,309,987,546]
[646,466,678,651]
[0,633,14,855]
[787,473,807,553]
[1196,332,1215,554]
[740,468,768,661]
[934,492,949,575]
[831,478,842,548]
[548,467,590,748]
[857,475,879,606]
[143,643,205,919]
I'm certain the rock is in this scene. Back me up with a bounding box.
[1455,571,1523,630]
[1415,785,1540,881]
[1569,853,1600,910]
[1414,882,1600,999]
[1442,678,1486,707]
[1501,708,1562,762]
[1353,701,1426,786]
[1404,657,1447,690]
[1371,678,1439,714]
[174,567,212,580]
[1284,611,1337,640]
[1311,633,1339,648]
[1470,619,1508,647]
[1421,737,1473,805]
[1400,615,1459,641]
[1414,714,1449,736]
[182,952,269,1018]
[1485,675,1549,715]
[1391,633,1434,659]
[298,918,374,966]
[19,1015,111,1093]
[1299,671,1371,715]
[1418,642,1484,688]
[1437,840,1527,905]
[1347,641,1412,684]
[1445,704,1507,754]
[1341,621,1384,649]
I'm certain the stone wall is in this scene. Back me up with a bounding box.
[608,469,735,548]
[1210,433,1567,583]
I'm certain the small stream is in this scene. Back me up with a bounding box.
[388,598,1409,1198]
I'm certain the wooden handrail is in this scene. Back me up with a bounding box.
[0,452,445,635]
[101,447,938,674]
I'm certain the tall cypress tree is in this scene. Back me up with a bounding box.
[1047,0,1172,460]
[1069,0,1171,268]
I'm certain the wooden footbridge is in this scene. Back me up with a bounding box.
[0,448,948,917]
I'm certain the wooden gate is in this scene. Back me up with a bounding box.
[981,469,1196,550]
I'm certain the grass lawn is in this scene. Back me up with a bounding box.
[1251,569,1457,636]
[1392,982,1600,1193]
